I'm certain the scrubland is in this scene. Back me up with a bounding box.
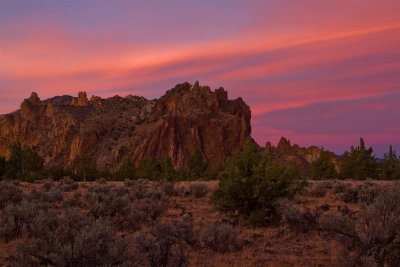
[0,178,399,267]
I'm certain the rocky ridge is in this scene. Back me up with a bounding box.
[0,82,251,170]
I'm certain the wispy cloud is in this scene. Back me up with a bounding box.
[1,1,399,155]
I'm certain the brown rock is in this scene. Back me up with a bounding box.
[266,137,340,173]
[90,95,102,106]
[0,82,252,170]
[28,92,41,103]
[71,91,89,106]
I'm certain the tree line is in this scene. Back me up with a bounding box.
[0,138,399,182]
[0,145,209,182]
[308,138,400,180]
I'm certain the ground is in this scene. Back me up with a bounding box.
[0,179,397,266]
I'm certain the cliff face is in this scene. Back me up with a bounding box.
[0,82,251,170]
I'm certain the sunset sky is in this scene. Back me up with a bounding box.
[1,1,399,156]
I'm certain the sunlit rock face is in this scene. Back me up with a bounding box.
[0,82,252,170]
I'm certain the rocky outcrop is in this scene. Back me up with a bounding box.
[135,82,251,166]
[71,92,89,106]
[0,82,252,170]
[265,137,340,172]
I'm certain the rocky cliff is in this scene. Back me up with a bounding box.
[0,82,251,170]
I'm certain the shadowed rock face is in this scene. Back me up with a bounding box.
[0,82,251,170]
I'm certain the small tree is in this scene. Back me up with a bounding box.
[340,138,378,179]
[307,150,338,180]
[75,154,98,181]
[188,149,208,179]
[159,157,176,181]
[214,140,303,226]
[136,157,176,181]
[5,144,44,180]
[380,145,400,180]
[114,156,136,180]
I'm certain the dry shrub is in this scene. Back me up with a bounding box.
[63,198,81,208]
[85,185,131,219]
[136,218,194,267]
[319,184,400,266]
[58,176,79,192]
[0,182,23,208]
[125,179,151,199]
[96,177,107,184]
[28,187,63,203]
[281,205,318,233]
[308,182,328,197]
[8,208,136,266]
[199,223,241,253]
[42,179,54,191]
[340,186,359,203]
[0,201,38,242]
[332,180,347,194]
[357,183,381,205]
[189,183,209,198]
[156,181,177,197]
[126,197,167,232]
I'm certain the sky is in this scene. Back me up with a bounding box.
[0,1,399,157]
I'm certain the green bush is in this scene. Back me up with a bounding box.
[136,157,177,181]
[75,154,99,181]
[113,156,136,180]
[340,138,378,179]
[380,145,400,180]
[214,140,303,226]
[307,150,338,180]
[3,144,44,181]
[188,149,208,179]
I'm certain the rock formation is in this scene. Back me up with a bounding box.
[265,137,340,172]
[71,91,89,106]
[0,82,251,170]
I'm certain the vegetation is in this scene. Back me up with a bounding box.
[319,183,400,266]
[189,182,209,198]
[1,175,399,265]
[199,223,241,253]
[380,145,400,180]
[214,140,304,226]
[2,144,44,181]
[113,156,136,180]
[340,138,378,179]
[75,154,100,181]
[188,149,208,179]
[307,150,338,179]
[1,139,399,183]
